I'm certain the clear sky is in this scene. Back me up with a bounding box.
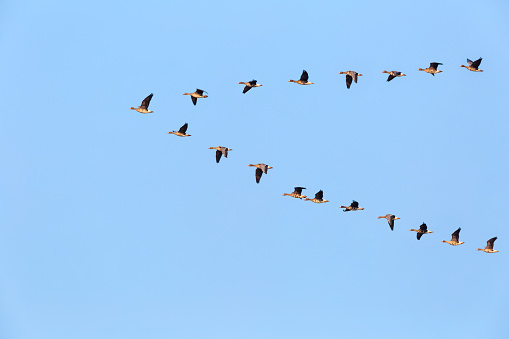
[1,1,508,338]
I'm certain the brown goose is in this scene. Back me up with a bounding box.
[338,71,362,88]
[282,187,307,199]
[377,214,400,231]
[460,57,483,72]
[441,228,465,246]
[304,190,329,203]
[130,93,153,113]
[208,146,232,163]
[183,89,208,105]
[289,70,314,85]
[382,70,406,82]
[339,200,364,212]
[247,163,272,183]
[477,237,499,253]
[409,223,433,240]
[168,123,191,137]
[238,80,262,94]
[418,62,443,76]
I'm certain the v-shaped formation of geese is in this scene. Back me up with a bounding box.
[209,146,232,163]
[129,60,499,254]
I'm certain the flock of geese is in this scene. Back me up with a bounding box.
[128,57,498,254]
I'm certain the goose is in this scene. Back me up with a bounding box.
[460,57,483,72]
[238,80,262,94]
[382,70,406,82]
[130,93,153,113]
[168,123,191,137]
[418,62,443,76]
[477,237,499,253]
[282,187,307,199]
[338,71,362,88]
[304,190,329,203]
[409,223,433,240]
[377,214,400,231]
[183,89,208,105]
[441,227,465,246]
[208,146,232,163]
[340,200,364,212]
[247,163,272,183]
[289,70,314,85]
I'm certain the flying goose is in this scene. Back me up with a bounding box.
[168,123,191,137]
[382,70,406,82]
[338,71,362,88]
[304,190,329,203]
[238,80,262,94]
[183,89,208,105]
[441,228,465,246]
[460,57,483,72]
[377,214,400,231]
[208,146,232,163]
[409,223,433,240]
[247,163,272,183]
[289,70,314,85]
[130,93,154,113]
[418,62,443,76]
[282,187,307,199]
[340,200,364,212]
[477,237,499,253]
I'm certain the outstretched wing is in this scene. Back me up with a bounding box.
[215,150,222,163]
[255,168,263,183]
[191,96,197,105]
[417,232,423,240]
[419,223,427,232]
[315,190,324,200]
[300,70,309,82]
[249,80,257,86]
[430,62,442,69]
[352,72,358,83]
[351,201,359,208]
[196,89,205,95]
[346,74,353,89]
[178,123,188,134]
[388,216,395,231]
[486,237,497,250]
[471,58,482,68]
[451,228,461,242]
[387,74,396,82]
[243,86,252,94]
[294,187,305,195]
[141,93,153,109]
[222,148,228,158]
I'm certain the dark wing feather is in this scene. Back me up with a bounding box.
[430,62,442,69]
[249,80,257,86]
[388,216,395,231]
[315,190,323,200]
[196,89,204,95]
[255,168,263,183]
[191,96,197,105]
[352,72,358,83]
[346,74,352,88]
[215,150,222,163]
[387,74,396,82]
[222,148,228,158]
[451,228,461,242]
[141,93,153,109]
[351,201,359,208]
[261,164,268,174]
[294,187,305,194]
[471,58,482,68]
[419,223,427,232]
[178,123,188,134]
[243,86,251,94]
[300,70,309,82]
[417,232,423,240]
[486,237,497,250]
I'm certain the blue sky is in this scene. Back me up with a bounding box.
[1,1,508,338]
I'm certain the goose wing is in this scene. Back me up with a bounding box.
[419,223,428,232]
[300,70,309,82]
[417,232,424,240]
[350,200,359,208]
[221,147,228,158]
[191,96,197,105]
[196,89,206,95]
[486,237,497,250]
[178,123,188,134]
[315,190,324,200]
[140,93,153,109]
[294,187,305,195]
[352,72,358,83]
[249,80,257,86]
[471,57,482,68]
[388,215,395,231]
[243,85,252,94]
[255,168,263,183]
[346,74,353,88]
[387,74,396,82]
[215,150,222,163]
[451,228,461,242]
[430,62,442,69]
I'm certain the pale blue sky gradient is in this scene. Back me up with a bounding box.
[1,1,509,338]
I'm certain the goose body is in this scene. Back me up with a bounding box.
[282,187,307,199]
[460,57,483,72]
[377,214,400,231]
[409,223,433,240]
[168,123,191,137]
[183,89,208,105]
[477,237,499,253]
[418,62,443,76]
[340,200,364,212]
[304,190,329,203]
[338,71,362,88]
[289,70,314,85]
[441,228,465,246]
[209,146,232,163]
[382,70,406,82]
[130,93,154,113]
[248,163,272,183]
[239,80,262,94]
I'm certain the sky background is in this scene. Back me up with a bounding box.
[1,1,508,338]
